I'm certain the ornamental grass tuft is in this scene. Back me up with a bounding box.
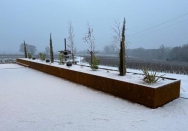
[142,67,165,83]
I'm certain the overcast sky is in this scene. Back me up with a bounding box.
[0,0,188,54]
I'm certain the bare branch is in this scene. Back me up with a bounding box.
[111,19,130,55]
[83,22,96,64]
[68,21,76,62]
[83,22,95,53]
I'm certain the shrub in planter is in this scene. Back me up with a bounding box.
[90,55,100,70]
[42,54,46,61]
[39,53,46,61]
[142,67,165,83]
[59,53,64,65]
[39,53,43,60]
[66,61,72,67]
[28,53,32,59]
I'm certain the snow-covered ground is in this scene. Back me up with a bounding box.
[0,64,187,131]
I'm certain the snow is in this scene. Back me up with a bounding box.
[0,63,25,69]
[0,64,188,131]
[20,58,178,88]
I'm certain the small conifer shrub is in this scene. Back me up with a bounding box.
[39,53,43,60]
[90,55,100,70]
[59,53,64,65]
[42,53,46,61]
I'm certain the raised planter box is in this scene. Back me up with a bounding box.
[17,58,180,108]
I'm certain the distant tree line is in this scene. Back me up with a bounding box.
[167,44,188,62]
[84,55,188,75]
[103,44,188,62]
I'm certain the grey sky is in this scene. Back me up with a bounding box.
[0,0,188,54]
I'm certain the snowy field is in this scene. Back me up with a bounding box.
[0,64,188,131]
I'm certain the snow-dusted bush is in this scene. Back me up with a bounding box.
[28,53,32,59]
[39,53,46,61]
[59,53,64,65]
[142,67,165,83]
[90,55,100,70]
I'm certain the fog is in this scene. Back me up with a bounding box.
[0,0,188,54]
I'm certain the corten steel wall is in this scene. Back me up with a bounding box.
[17,59,180,108]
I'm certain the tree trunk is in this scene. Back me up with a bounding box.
[121,37,126,75]
[91,51,93,66]
[72,53,74,63]
[50,33,54,63]
[24,41,27,58]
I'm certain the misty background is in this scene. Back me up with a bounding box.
[0,0,188,54]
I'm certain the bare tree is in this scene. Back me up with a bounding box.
[158,45,166,60]
[68,21,76,63]
[104,45,111,54]
[111,19,129,55]
[73,47,77,55]
[103,45,115,54]
[83,22,96,64]
[111,20,121,54]
[19,42,37,55]
[45,46,50,58]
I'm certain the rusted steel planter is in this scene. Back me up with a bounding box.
[17,58,180,108]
